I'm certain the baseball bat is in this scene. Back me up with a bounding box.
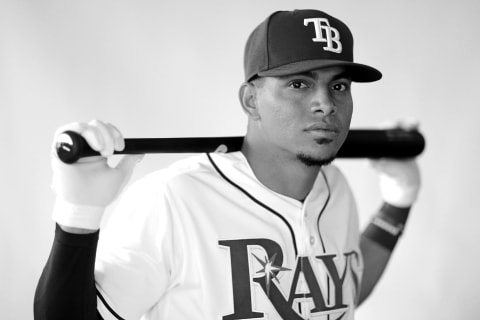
[55,129,425,164]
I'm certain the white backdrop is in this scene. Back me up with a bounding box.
[1,0,480,319]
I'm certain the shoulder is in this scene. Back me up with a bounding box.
[104,154,217,228]
[127,154,211,194]
[128,152,243,195]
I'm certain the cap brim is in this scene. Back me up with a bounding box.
[257,59,382,83]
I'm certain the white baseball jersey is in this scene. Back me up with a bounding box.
[95,151,363,320]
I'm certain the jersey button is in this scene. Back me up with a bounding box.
[309,236,315,245]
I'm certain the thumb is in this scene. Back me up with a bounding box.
[115,154,144,181]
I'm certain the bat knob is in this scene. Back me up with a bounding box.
[55,131,97,164]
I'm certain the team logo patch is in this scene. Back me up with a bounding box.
[219,238,361,319]
[304,18,342,53]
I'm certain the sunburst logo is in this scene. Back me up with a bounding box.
[252,253,291,296]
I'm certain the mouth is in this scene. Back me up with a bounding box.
[304,124,339,141]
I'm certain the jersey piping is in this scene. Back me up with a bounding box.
[96,288,125,320]
[317,169,332,319]
[317,168,331,254]
[206,153,299,256]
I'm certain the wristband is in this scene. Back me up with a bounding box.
[378,202,411,226]
[363,203,411,250]
[52,197,106,230]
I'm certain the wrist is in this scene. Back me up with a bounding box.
[52,197,106,231]
[378,202,411,226]
[362,202,411,251]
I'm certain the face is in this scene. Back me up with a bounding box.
[246,66,353,166]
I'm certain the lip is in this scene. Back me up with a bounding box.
[304,123,339,133]
[304,124,339,140]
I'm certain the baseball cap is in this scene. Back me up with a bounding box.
[244,9,382,82]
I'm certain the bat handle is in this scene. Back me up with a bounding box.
[55,131,100,164]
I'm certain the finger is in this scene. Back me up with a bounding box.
[80,124,105,152]
[376,118,419,131]
[370,158,419,178]
[376,120,398,130]
[398,117,419,131]
[369,158,389,171]
[105,122,125,152]
[89,120,115,157]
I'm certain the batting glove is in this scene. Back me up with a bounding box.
[371,119,422,208]
[371,158,421,208]
[51,120,143,230]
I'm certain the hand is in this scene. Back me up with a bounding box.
[51,120,143,230]
[371,158,421,208]
[371,120,422,208]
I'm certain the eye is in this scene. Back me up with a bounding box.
[288,80,308,89]
[331,82,350,92]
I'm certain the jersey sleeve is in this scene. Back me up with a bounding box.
[95,173,176,320]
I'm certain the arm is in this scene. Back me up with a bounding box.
[358,203,411,305]
[34,120,142,319]
[357,157,420,305]
[34,225,102,320]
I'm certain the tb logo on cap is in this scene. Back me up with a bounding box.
[304,18,342,53]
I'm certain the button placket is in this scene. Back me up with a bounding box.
[304,205,323,254]
[300,206,317,254]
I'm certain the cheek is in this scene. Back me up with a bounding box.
[335,95,353,122]
[261,98,303,132]
[257,93,299,129]
[344,104,353,123]
[259,107,296,137]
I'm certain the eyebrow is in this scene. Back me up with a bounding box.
[281,70,352,81]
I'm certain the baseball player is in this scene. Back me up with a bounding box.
[34,9,421,320]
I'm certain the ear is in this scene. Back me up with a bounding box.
[238,82,261,120]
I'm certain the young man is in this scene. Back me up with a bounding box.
[34,9,421,320]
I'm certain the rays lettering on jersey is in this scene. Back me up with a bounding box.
[219,239,360,320]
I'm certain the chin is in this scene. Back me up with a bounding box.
[296,142,341,166]
[296,152,336,167]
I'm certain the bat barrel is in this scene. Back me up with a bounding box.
[337,129,425,158]
[55,129,425,164]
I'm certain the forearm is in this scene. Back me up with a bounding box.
[358,233,392,304]
[34,224,101,320]
[358,203,411,305]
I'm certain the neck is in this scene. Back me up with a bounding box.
[241,136,320,201]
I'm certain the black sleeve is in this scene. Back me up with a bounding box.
[34,224,103,320]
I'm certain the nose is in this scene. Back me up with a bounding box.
[310,88,336,115]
